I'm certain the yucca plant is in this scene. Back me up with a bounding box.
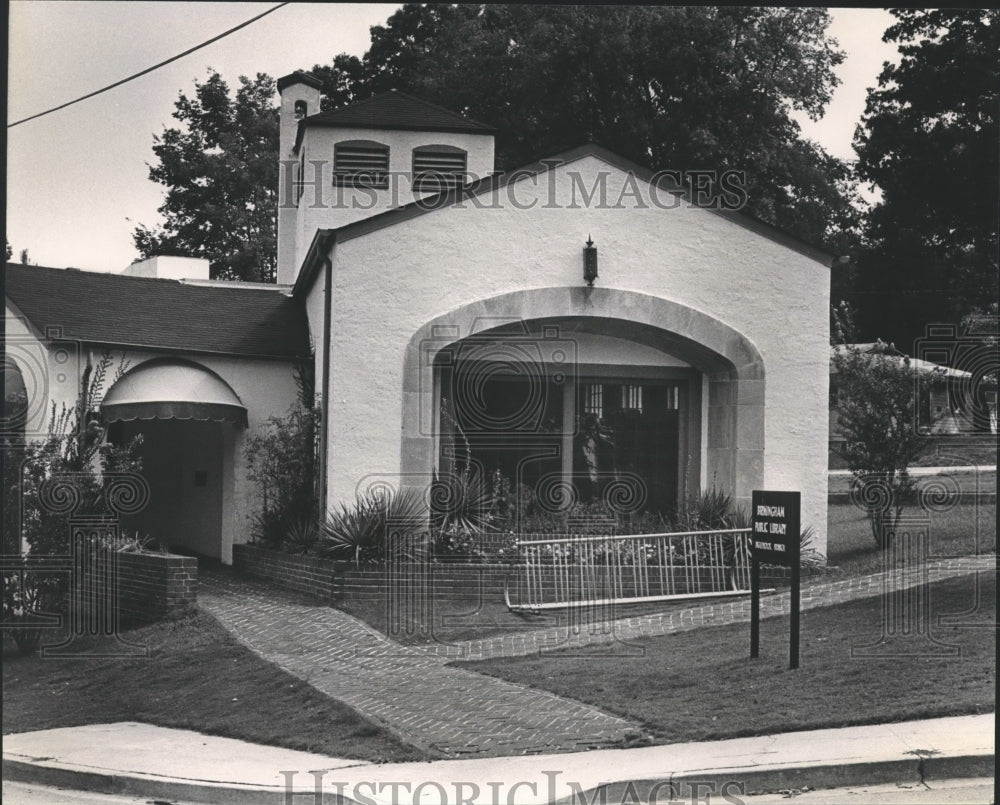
[430,469,494,535]
[318,488,428,566]
[676,487,733,531]
[284,517,319,555]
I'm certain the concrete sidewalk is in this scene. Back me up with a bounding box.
[3,714,994,804]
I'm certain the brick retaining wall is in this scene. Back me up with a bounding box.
[232,544,514,603]
[232,544,816,605]
[78,551,197,623]
[233,544,341,603]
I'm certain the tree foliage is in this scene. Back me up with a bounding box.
[832,343,932,548]
[307,4,858,252]
[850,9,1000,350]
[138,6,859,282]
[134,71,279,282]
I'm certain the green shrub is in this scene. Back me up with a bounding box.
[244,360,319,552]
[833,343,933,548]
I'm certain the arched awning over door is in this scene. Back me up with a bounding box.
[102,358,247,428]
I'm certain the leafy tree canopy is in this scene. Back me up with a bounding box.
[309,4,858,253]
[849,9,1000,350]
[134,72,278,282]
[137,5,859,282]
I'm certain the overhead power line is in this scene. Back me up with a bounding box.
[8,3,289,128]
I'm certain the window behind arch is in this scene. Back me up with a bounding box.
[334,140,389,189]
[412,144,467,192]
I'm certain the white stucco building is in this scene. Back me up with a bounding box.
[279,72,832,551]
[4,71,832,560]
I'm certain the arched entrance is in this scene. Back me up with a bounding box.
[402,287,764,514]
[102,358,246,559]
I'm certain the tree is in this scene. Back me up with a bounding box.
[5,239,11,261]
[832,343,933,549]
[136,7,858,280]
[134,71,279,282]
[309,4,859,252]
[850,10,1000,351]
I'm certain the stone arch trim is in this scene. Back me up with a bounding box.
[401,286,764,506]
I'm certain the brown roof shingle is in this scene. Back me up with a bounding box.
[299,89,495,138]
[5,264,309,360]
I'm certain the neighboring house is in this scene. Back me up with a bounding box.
[4,71,834,560]
[828,342,998,466]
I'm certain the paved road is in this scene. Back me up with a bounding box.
[738,777,995,805]
[2,780,198,804]
[4,777,995,805]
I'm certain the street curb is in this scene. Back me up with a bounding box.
[562,755,996,804]
[1,758,355,804]
[4,752,995,804]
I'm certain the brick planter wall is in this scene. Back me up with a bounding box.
[232,543,820,606]
[233,544,341,602]
[233,544,517,603]
[79,551,197,623]
[337,562,515,602]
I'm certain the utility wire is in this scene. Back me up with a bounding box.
[8,3,289,128]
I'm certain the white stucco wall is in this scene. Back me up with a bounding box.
[285,126,495,284]
[317,154,831,552]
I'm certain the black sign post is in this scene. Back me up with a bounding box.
[750,490,801,669]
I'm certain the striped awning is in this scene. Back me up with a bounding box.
[101,359,247,427]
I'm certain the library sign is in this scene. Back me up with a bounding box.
[750,490,802,669]
[751,491,800,565]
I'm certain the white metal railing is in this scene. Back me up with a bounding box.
[504,528,754,611]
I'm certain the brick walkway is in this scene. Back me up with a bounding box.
[198,569,644,758]
[424,555,996,661]
[198,554,994,758]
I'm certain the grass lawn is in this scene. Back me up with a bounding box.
[911,438,998,468]
[461,572,995,745]
[335,589,751,646]
[1,611,427,763]
[826,501,995,577]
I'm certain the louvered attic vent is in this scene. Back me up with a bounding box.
[334,140,389,189]
[412,145,468,192]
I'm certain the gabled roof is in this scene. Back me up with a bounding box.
[292,142,835,297]
[296,89,494,147]
[5,263,310,360]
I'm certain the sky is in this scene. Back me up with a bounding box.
[6,3,899,273]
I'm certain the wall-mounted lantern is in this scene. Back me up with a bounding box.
[583,236,598,287]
